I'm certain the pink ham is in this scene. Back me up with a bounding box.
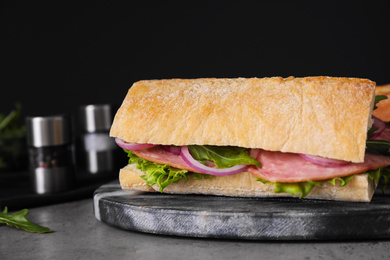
[247,150,390,183]
[132,146,203,173]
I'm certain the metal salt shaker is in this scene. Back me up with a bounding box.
[79,104,117,175]
[26,115,75,194]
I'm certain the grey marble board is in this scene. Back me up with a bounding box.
[93,181,390,240]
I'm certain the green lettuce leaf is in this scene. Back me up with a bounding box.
[141,165,188,192]
[124,150,212,192]
[0,207,53,233]
[255,175,356,199]
[273,181,320,199]
[193,172,214,180]
[328,175,355,187]
[256,167,390,198]
[366,167,390,193]
[188,145,261,168]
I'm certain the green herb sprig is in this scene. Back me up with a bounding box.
[0,103,26,143]
[0,207,53,234]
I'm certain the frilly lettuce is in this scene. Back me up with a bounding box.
[256,167,390,198]
[125,150,212,192]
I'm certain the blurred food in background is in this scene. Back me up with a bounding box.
[374,85,390,122]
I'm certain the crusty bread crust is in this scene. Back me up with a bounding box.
[120,164,377,202]
[110,77,376,162]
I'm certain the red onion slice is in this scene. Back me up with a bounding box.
[180,146,249,176]
[162,145,181,155]
[370,116,386,139]
[299,154,350,167]
[115,138,156,151]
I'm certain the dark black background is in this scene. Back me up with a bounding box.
[1,1,389,125]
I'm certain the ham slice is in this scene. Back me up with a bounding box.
[248,127,390,183]
[132,146,203,173]
[247,150,390,183]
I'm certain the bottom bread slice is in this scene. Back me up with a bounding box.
[119,163,377,202]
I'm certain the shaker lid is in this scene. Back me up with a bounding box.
[26,115,72,147]
[79,104,112,133]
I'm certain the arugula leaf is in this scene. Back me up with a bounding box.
[188,145,261,168]
[375,95,388,109]
[124,150,212,192]
[0,104,21,131]
[0,103,26,141]
[380,168,390,193]
[0,104,27,169]
[0,207,53,233]
[367,168,382,184]
[367,127,378,139]
[366,139,390,156]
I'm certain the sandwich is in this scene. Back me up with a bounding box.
[110,77,390,202]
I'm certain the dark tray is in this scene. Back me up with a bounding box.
[94,181,390,240]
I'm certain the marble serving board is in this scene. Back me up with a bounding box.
[93,181,390,240]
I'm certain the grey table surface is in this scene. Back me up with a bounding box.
[1,198,390,260]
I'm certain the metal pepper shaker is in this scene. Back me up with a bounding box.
[26,115,75,194]
[78,104,117,175]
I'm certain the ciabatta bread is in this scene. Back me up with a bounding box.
[110,77,376,162]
